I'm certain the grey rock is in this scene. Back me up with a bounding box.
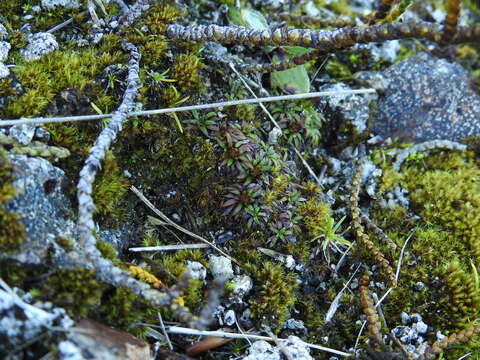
[41,0,81,9]
[357,52,480,142]
[0,41,10,62]
[0,287,73,353]
[21,32,59,62]
[0,63,9,79]
[8,124,36,145]
[223,309,236,326]
[0,23,7,40]
[401,312,410,325]
[216,231,234,244]
[208,255,234,280]
[286,318,306,331]
[34,127,51,142]
[97,228,129,254]
[240,308,253,328]
[3,154,77,266]
[318,82,377,135]
[185,261,207,281]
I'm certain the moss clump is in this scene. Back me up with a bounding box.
[437,260,479,329]
[372,150,480,338]
[96,241,118,262]
[246,261,298,330]
[2,45,122,118]
[401,152,480,264]
[170,52,204,94]
[297,198,333,239]
[156,250,207,309]
[92,151,129,218]
[98,286,154,335]
[39,269,106,319]
[0,149,24,253]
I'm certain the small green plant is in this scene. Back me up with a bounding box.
[311,215,351,261]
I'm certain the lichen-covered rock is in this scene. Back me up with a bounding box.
[0,41,10,62]
[3,154,77,265]
[356,52,480,142]
[20,32,59,62]
[41,0,81,9]
[318,82,377,135]
[0,287,74,355]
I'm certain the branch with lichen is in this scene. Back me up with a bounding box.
[166,21,480,73]
[74,42,195,324]
[359,273,384,348]
[360,213,397,251]
[392,140,467,171]
[165,21,480,50]
[349,160,396,286]
[442,0,463,44]
[422,324,480,359]
[77,42,140,252]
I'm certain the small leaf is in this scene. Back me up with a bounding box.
[228,7,269,30]
[271,54,310,94]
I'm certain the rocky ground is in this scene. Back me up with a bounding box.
[1,0,480,359]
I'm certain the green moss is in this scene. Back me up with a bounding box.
[297,198,332,238]
[437,260,479,329]
[170,52,204,94]
[401,152,480,265]
[156,250,207,309]
[245,261,298,330]
[98,286,154,334]
[92,151,129,218]
[55,237,73,251]
[372,150,480,336]
[39,269,106,319]
[2,45,122,118]
[0,149,24,253]
[96,241,118,262]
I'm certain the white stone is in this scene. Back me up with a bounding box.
[242,341,280,360]
[0,63,9,79]
[21,32,58,62]
[228,275,253,303]
[0,41,11,62]
[185,261,206,281]
[208,255,234,280]
[41,0,81,9]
